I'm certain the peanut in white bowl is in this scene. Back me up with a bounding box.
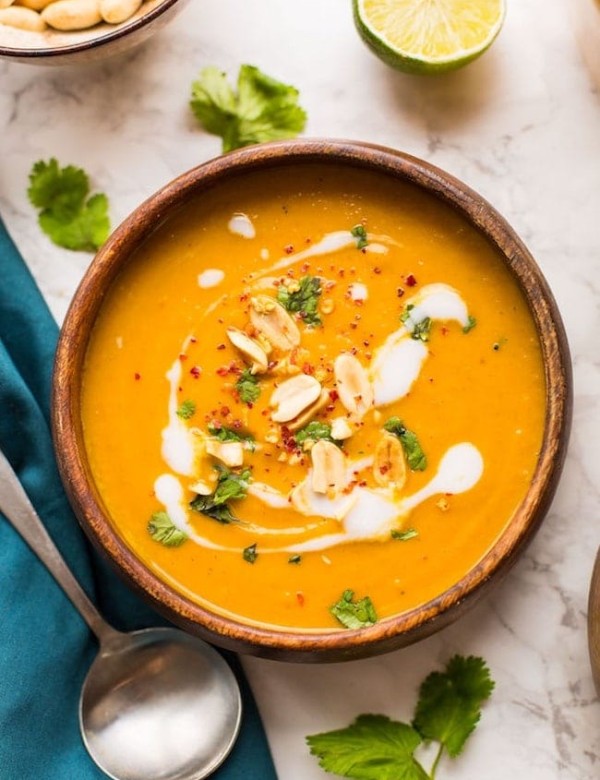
[0,0,188,64]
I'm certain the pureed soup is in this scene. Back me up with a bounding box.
[81,164,546,631]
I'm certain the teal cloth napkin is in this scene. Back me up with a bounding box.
[0,218,278,780]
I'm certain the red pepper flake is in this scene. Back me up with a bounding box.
[354,298,364,307]
[179,353,188,361]
[365,352,372,360]
[302,362,315,375]
[190,366,202,379]
[306,237,312,244]
[190,336,197,344]
[373,267,382,275]
[325,404,336,412]
[239,292,249,302]
[301,262,310,273]
[397,287,405,298]
[361,247,367,254]
[296,592,305,607]
[220,406,230,417]
[329,390,339,402]
[405,274,417,287]
[350,347,358,355]
[232,419,242,429]
[134,372,141,381]
[284,244,294,255]
[217,318,224,325]
[363,340,370,347]
[350,323,357,330]
[338,269,345,278]
[216,366,229,376]
[358,480,367,487]
[210,419,222,430]
[216,344,226,351]
[441,326,448,336]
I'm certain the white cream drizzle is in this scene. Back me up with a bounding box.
[198,269,225,288]
[153,230,483,556]
[370,283,471,407]
[160,338,197,477]
[228,213,256,239]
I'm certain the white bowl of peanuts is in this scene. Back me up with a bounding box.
[0,0,188,64]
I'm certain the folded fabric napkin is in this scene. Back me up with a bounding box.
[0,217,277,780]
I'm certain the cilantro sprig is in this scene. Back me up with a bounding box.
[190,65,307,153]
[307,655,494,780]
[330,589,377,629]
[235,369,261,405]
[350,224,369,249]
[277,275,322,326]
[27,159,110,252]
[208,422,255,450]
[190,465,251,524]
[295,421,337,448]
[147,512,187,547]
[176,400,196,420]
[401,304,432,342]
[383,417,427,471]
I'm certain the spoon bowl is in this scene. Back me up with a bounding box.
[81,628,241,780]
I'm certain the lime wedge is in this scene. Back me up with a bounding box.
[353,0,506,74]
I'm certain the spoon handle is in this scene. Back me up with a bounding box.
[0,448,118,643]
[588,546,600,696]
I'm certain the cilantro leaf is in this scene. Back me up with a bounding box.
[350,224,369,249]
[147,512,187,547]
[383,418,427,472]
[177,400,196,420]
[190,465,251,524]
[401,305,432,342]
[208,422,255,450]
[295,421,336,447]
[330,589,378,629]
[28,159,110,252]
[190,64,307,153]
[391,528,419,542]
[307,714,428,780]
[412,655,494,758]
[243,543,258,563]
[235,369,261,405]
[277,275,322,326]
[463,315,477,334]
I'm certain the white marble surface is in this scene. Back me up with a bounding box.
[1,1,600,778]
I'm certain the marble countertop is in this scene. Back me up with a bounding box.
[1,1,599,777]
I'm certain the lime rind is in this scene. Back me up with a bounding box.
[353,0,506,75]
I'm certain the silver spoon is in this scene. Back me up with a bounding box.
[0,449,242,780]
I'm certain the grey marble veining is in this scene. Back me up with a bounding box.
[1,0,600,777]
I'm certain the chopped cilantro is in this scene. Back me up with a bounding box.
[350,224,369,249]
[463,315,477,334]
[383,417,427,471]
[330,589,377,630]
[277,275,322,326]
[235,369,261,404]
[147,512,187,547]
[176,400,196,420]
[295,421,335,447]
[288,554,302,565]
[208,422,255,450]
[243,543,258,563]
[27,158,110,252]
[391,528,419,542]
[190,64,307,153]
[401,304,432,342]
[306,655,494,779]
[190,465,251,524]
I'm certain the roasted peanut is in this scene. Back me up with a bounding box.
[311,440,346,497]
[42,0,102,31]
[270,374,322,424]
[0,5,46,28]
[99,0,141,24]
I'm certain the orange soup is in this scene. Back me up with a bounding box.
[81,164,545,630]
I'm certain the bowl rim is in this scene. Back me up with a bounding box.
[0,0,181,59]
[53,138,572,661]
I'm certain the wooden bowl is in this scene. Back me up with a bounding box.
[0,0,188,65]
[53,140,572,662]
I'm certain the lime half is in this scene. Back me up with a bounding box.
[353,0,506,74]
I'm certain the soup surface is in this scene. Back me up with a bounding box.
[82,164,546,630]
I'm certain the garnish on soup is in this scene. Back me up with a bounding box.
[82,166,546,629]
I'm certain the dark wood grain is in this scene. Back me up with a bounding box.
[52,139,573,662]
